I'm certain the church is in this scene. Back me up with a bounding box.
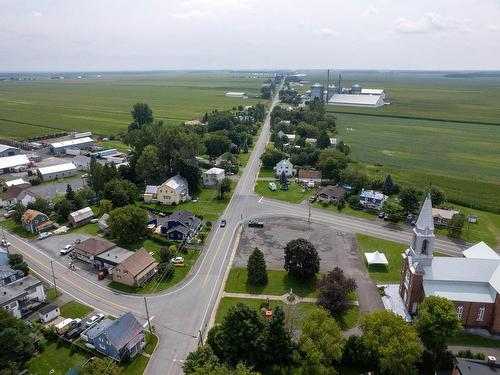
[399,194,500,333]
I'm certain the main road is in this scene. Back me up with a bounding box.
[2,81,467,374]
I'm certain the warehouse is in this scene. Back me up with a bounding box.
[328,93,385,108]
[225,92,248,99]
[0,154,30,174]
[0,144,22,158]
[37,163,77,181]
[48,137,94,155]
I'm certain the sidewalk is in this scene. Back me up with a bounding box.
[222,291,359,306]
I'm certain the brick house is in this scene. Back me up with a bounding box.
[399,193,500,333]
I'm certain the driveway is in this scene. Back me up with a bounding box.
[28,176,85,200]
[234,217,384,313]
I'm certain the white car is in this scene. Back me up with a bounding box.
[171,256,185,264]
[38,232,52,240]
[85,313,105,327]
[60,244,74,255]
[0,239,11,247]
[3,210,14,218]
[268,182,277,191]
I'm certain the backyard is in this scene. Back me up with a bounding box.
[254,181,314,204]
[59,301,93,319]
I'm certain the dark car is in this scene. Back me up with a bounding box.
[248,220,264,228]
[65,327,83,340]
[378,212,385,219]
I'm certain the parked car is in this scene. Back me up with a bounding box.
[383,214,390,221]
[69,318,82,328]
[378,212,385,219]
[220,219,226,228]
[171,257,185,266]
[3,210,14,218]
[98,269,109,280]
[6,204,16,211]
[268,182,277,191]
[411,218,417,226]
[65,326,84,340]
[0,239,11,247]
[74,238,81,244]
[38,232,52,240]
[248,220,264,228]
[60,244,74,255]
[158,212,166,217]
[85,314,104,327]
[309,196,317,203]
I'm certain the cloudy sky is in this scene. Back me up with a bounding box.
[1,0,499,71]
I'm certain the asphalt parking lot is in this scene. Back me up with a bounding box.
[234,217,385,313]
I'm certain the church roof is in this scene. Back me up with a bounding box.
[415,193,434,233]
[463,241,500,260]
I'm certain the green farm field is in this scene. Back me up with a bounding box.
[0,72,266,139]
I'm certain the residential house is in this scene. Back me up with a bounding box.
[85,312,145,361]
[274,159,295,178]
[156,175,190,205]
[68,207,94,228]
[277,130,296,146]
[202,167,225,188]
[0,154,30,174]
[112,250,158,287]
[37,163,77,181]
[94,247,134,271]
[161,210,202,241]
[73,237,115,264]
[297,170,322,187]
[0,186,36,208]
[305,138,317,146]
[0,144,22,158]
[98,213,110,233]
[72,155,91,171]
[316,185,347,203]
[452,357,500,375]
[143,185,158,203]
[38,304,60,323]
[21,209,53,234]
[329,138,338,148]
[0,265,24,286]
[0,275,45,318]
[359,189,388,210]
[432,208,460,226]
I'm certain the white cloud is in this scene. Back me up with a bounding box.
[487,24,500,32]
[171,9,212,20]
[31,11,43,17]
[395,13,467,34]
[362,5,379,17]
[315,27,338,37]
[171,0,258,20]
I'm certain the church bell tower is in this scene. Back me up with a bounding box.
[409,193,435,266]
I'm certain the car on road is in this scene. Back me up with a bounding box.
[378,212,385,219]
[3,210,14,218]
[268,182,277,191]
[248,220,264,228]
[60,244,74,255]
[220,219,226,228]
[0,239,11,247]
[171,256,185,266]
[98,268,109,280]
[38,232,52,240]
[85,314,104,327]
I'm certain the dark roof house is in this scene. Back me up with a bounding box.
[161,211,202,241]
[316,185,347,202]
[74,237,115,263]
[452,357,500,375]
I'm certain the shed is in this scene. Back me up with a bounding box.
[68,207,94,227]
[365,251,389,266]
[98,213,110,233]
[38,304,61,323]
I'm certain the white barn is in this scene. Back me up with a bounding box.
[37,163,77,181]
[0,154,30,174]
[328,94,385,108]
[225,92,249,99]
[49,137,94,155]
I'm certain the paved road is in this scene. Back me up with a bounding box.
[2,80,468,375]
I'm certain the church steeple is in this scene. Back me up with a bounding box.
[409,192,435,265]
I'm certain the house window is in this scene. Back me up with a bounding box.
[457,305,464,319]
[422,239,428,255]
[477,307,485,321]
[404,269,410,288]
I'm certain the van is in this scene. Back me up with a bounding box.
[55,318,75,335]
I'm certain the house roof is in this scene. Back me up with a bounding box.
[72,155,91,166]
[50,137,93,149]
[105,312,144,351]
[22,209,48,224]
[0,275,41,305]
[275,159,293,168]
[432,208,459,221]
[38,163,77,176]
[328,93,384,106]
[5,178,29,188]
[463,241,500,260]
[144,185,158,195]
[95,247,134,265]
[118,249,158,277]
[298,170,322,180]
[0,265,20,280]
[38,304,60,315]
[423,280,496,303]
[203,167,225,176]
[0,155,30,170]
[360,189,387,201]
[0,144,18,153]
[86,318,115,341]
[167,210,196,223]
[161,175,188,195]
[167,225,190,235]
[361,88,385,95]
[1,186,24,200]
[317,185,347,199]
[69,207,94,223]
[415,193,435,233]
[454,358,500,375]
[75,237,115,256]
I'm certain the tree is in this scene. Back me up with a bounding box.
[135,144,163,184]
[447,212,466,238]
[298,308,345,375]
[157,262,174,279]
[188,363,259,375]
[284,238,320,281]
[317,267,357,318]
[130,102,153,128]
[382,175,394,195]
[360,311,423,375]
[98,199,113,216]
[220,303,266,367]
[431,187,446,206]
[264,306,292,366]
[103,178,137,207]
[173,158,202,194]
[260,149,285,169]
[12,203,26,223]
[0,309,34,374]
[316,129,331,149]
[383,201,404,223]
[27,197,51,215]
[108,205,147,244]
[399,188,421,213]
[414,296,461,368]
[160,246,175,262]
[81,357,123,375]
[247,248,268,285]
[242,138,249,153]
[279,171,288,188]
[55,198,72,219]
[204,134,232,158]
[8,254,29,276]
[317,149,347,181]
[183,345,221,374]
[73,191,87,210]
[218,178,232,200]
[65,184,75,201]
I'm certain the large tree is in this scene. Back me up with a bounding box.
[431,187,446,206]
[204,134,232,158]
[414,296,461,367]
[27,197,51,215]
[447,212,466,238]
[360,311,423,375]
[65,183,75,201]
[383,201,405,223]
[98,199,113,216]
[183,345,221,374]
[382,175,394,195]
[0,309,34,374]
[264,306,292,366]
[317,267,357,318]
[55,198,72,219]
[8,254,29,276]
[260,149,285,169]
[108,205,147,244]
[247,248,268,285]
[218,178,232,200]
[316,129,331,149]
[135,144,163,184]
[130,102,153,128]
[284,238,320,281]
[103,178,137,207]
[399,188,421,213]
[317,148,347,181]
[298,308,344,375]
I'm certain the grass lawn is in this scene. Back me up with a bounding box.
[59,301,93,319]
[143,332,158,355]
[108,249,200,294]
[122,355,149,375]
[95,139,131,153]
[448,332,500,348]
[225,268,320,297]
[314,201,378,221]
[0,218,37,239]
[255,181,314,204]
[338,305,360,331]
[356,234,407,283]
[28,340,89,375]
[259,166,275,178]
[44,287,61,303]
[70,223,100,236]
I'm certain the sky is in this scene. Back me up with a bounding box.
[1,0,500,72]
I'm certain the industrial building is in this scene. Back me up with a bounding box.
[0,144,22,158]
[0,154,30,174]
[328,93,385,108]
[48,137,94,155]
[37,163,77,181]
[225,92,248,99]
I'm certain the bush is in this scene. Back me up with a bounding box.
[456,349,485,360]
[30,177,42,186]
[145,232,173,246]
[347,194,362,210]
[160,246,174,262]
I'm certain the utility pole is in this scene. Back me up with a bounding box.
[308,204,311,226]
[198,330,204,347]
[50,260,58,296]
[144,297,152,332]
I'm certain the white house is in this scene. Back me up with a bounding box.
[37,163,77,181]
[0,275,45,318]
[359,189,388,210]
[274,159,295,178]
[432,208,460,226]
[0,154,30,174]
[202,167,225,187]
[156,175,190,205]
[38,304,60,323]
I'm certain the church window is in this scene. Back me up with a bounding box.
[404,269,410,288]
[477,307,485,321]
[457,305,464,319]
[422,239,428,255]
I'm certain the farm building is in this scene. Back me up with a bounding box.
[68,207,94,227]
[225,92,248,99]
[72,155,91,170]
[328,93,385,108]
[4,178,30,189]
[0,154,30,174]
[0,144,22,158]
[202,167,225,187]
[37,163,77,181]
[48,137,94,155]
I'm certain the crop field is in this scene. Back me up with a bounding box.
[0,72,266,139]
